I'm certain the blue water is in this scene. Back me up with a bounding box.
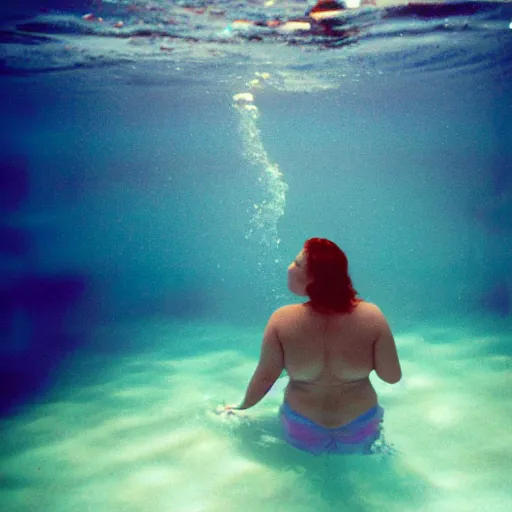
[1,1,511,510]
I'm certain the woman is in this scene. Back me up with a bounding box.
[220,238,402,455]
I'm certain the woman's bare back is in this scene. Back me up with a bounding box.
[276,301,401,428]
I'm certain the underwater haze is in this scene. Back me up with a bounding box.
[1,1,511,511]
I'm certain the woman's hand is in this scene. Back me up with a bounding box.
[215,403,242,416]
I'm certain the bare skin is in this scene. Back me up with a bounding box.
[277,300,399,427]
[222,249,402,429]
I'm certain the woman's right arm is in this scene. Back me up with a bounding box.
[372,308,402,384]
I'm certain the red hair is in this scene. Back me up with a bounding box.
[303,238,360,314]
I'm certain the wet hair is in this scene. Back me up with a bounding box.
[303,237,360,314]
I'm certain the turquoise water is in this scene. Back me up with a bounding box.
[1,318,510,510]
[1,1,511,510]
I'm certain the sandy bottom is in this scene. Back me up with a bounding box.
[1,317,511,512]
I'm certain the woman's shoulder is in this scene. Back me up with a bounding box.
[270,303,307,322]
[354,301,387,324]
[273,303,305,316]
[355,300,379,310]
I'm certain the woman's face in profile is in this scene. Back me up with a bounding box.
[288,249,310,296]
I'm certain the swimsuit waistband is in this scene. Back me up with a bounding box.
[281,401,383,430]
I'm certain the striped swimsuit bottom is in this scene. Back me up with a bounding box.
[279,402,385,455]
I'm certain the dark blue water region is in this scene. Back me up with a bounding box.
[0,153,84,416]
